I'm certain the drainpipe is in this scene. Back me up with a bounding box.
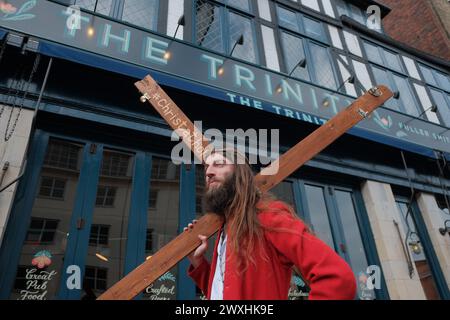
[0,161,9,187]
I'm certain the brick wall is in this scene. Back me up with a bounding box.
[379,0,450,61]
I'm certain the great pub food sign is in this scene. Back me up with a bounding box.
[1,0,450,155]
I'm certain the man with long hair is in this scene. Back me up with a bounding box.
[185,148,357,300]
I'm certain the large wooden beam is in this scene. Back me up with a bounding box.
[97,76,392,300]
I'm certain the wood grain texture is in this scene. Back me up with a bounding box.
[97,76,393,300]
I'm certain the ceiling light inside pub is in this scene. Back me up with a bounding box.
[96,253,108,262]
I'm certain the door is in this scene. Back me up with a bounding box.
[298,181,379,300]
[0,135,99,299]
[0,132,192,299]
[395,198,449,300]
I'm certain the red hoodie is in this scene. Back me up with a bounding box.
[188,201,357,300]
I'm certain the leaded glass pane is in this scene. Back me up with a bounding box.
[280,32,310,81]
[122,0,158,30]
[228,12,257,63]
[196,0,224,53]
[309,42,337,89]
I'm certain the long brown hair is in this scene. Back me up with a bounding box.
[207,148,301,273]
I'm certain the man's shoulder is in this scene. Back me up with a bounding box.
[257,200,298,224]
[258,200,291,213]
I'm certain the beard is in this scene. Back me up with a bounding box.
[204,172,236,217]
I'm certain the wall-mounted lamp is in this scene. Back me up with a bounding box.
[321,74,356,108]
[230,34,244,57]
[288,58,307,76]
[409,240,422,254]
[275,58,307,94]
[164,14,186,60]
[402,105,437,126]
[408,232,422,255]
[439,219,450,236]
[335,74,355,92]
[393,91,400,100]
[217,34,245,76]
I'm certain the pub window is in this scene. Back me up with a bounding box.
[149,189,158,209]
[300,0,320,12]
[195,0,258,63]
[433,71,450,91]
[151,158,169,180]
[391,74,422,116]
[226,0,251,12]
[334,0,348,18]
[369,64,423,117]
[280,31,310,82]
[38,177,66,199]
[100,151,130,177]
[280,30,337,90]
[95,186,117,207]
[74,0,114,16]
[84,266,107,291]
[429,88,450,127]
[119,0,159,31]
[362,40,404,73]
[370,65,400,111]
[276,4,328,43]
[195,166,206,187]
[308,42,337,89]
[418,63,450,92]
[44,140,80,170]
[196,195,203,214]
[25,218,59,245]
[89,224,110,246]
[146,228,154,252]
[347,3,365,25]
[13,266,30,290]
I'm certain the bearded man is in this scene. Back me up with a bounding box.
[184,148,356,300]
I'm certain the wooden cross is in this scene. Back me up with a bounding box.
[97,75,393,300]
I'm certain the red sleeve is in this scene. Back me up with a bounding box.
[259,202,357,300]
[187,257,211,296]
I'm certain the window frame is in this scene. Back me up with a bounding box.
[38,176,67,200]
[193,0,260,64]
[116,0,160,32]
[417,62,450,93]
[278,28,339,90]
[428,87,450,127]
[24,217,60,245]
[276,3,329,44]
[95,185,117,207]
[367,62,423,117]
[84,265,108,291]
[148,189,158,209]
[362,39,405,74]
[89,224,110,246]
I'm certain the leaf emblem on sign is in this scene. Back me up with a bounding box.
[158,272,176,282]
[31,250,53,269]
